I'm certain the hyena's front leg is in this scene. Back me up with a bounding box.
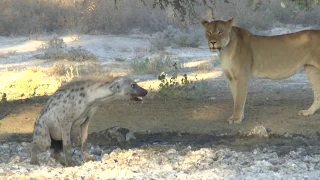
[30,143,41,165]
[80,117,97,162]
[227,76,249,124]
[80,107,98,162]
[61,123,75,167]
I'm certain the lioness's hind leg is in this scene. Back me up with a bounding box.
[299,65,320,116]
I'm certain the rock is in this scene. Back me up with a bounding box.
[9,156,20,165]
[89,147,103,156]
[284,132,292,138]
[166,149,177,154]
[247,125,269,138]
[88,126,136,147]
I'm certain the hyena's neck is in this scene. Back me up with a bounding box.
[85,82,115,103]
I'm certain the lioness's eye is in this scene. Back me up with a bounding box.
[207,30,212,35]
[217,30,223,35]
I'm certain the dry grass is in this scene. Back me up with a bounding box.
[0,67,61,101]
[196,61,213,71]
[130,53,177,74]
[0,62,112,101]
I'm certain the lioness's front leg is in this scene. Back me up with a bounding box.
[227,76,249,124]
[227,78,243,121]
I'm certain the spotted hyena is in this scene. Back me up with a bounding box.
[30,76,148,166]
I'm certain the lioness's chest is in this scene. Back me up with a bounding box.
[219,52,234,70]
[219,53,238,80]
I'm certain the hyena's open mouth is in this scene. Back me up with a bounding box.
[131,88,148,101]
[131,96,144,101]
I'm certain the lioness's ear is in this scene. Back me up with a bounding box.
[226,17,235,27]
[201,20,210,29]
[110,82,121,92]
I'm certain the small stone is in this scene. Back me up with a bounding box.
[9,156,21,165]
[284,132,292,138]
[247,125,269,138]
[166,149,177,154]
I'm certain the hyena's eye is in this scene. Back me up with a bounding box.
[131,84,136,88]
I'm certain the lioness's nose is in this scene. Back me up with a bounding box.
[210,41,217,47]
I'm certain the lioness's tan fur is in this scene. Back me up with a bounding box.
[201,18,320,124]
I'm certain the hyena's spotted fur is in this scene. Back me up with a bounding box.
[30,77,148,167]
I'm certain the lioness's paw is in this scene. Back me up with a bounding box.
[228,114,244,124]
[298,110,313,117]
[227,118,243,124]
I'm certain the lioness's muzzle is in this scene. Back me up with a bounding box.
[209,41,221,51]
[210,47,221,52]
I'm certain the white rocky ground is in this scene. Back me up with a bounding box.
[1,140,320,179]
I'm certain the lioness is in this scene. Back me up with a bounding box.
[201,18,320,124]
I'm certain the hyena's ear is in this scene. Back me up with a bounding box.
[201,20,210,29]
[110,82,121,92]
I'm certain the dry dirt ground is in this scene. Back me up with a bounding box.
[1,73,319,140]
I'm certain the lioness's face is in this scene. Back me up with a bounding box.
[201,18,234,52]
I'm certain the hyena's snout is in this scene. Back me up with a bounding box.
[131,84,148,101]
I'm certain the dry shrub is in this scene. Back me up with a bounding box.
[0,0,170,35]
[35,37,97,61]
[150,27,202,51]
[1,0,320,36]
[130,53,176,74]
[198,0,320,33]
